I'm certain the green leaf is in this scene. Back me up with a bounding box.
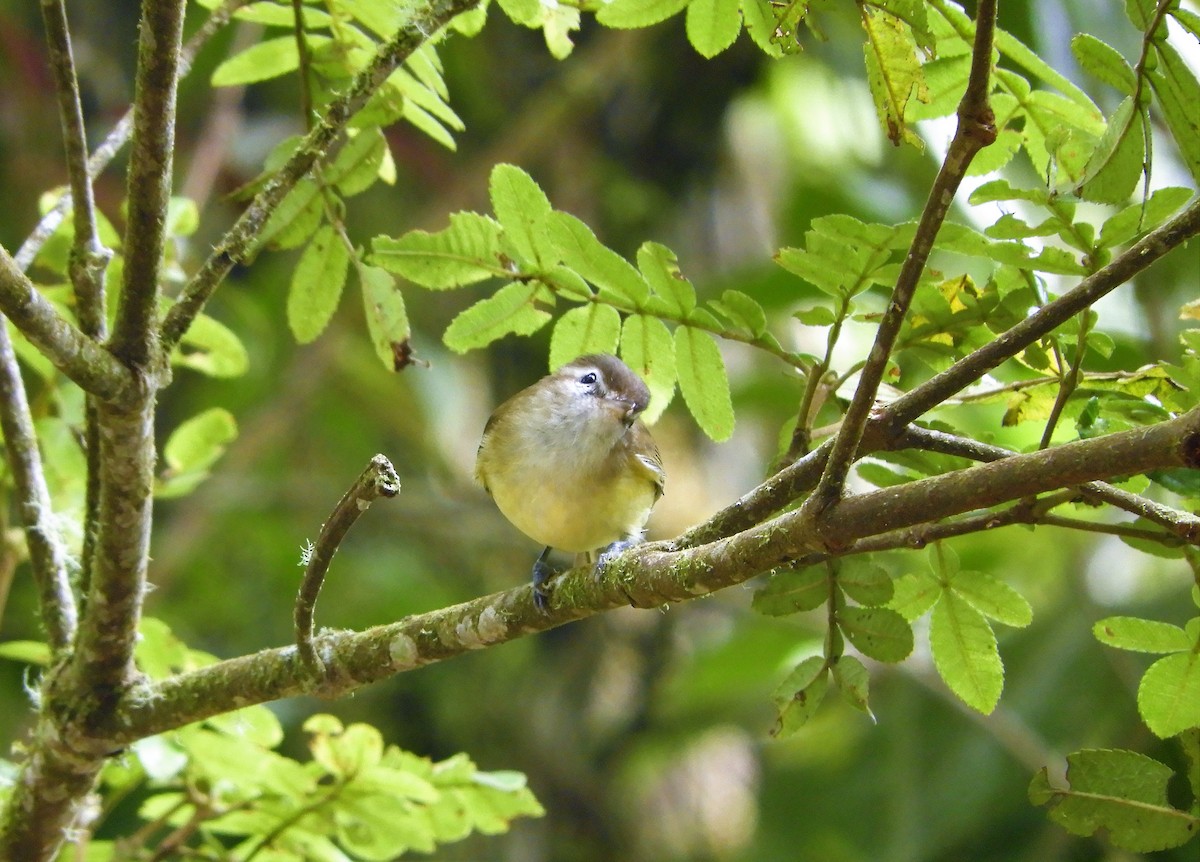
[930,591,1003,714]
[172,312,249,379]
[686,0,742,58]
[1148,41,1200,185]
[771,656,830,737]
[950,570,1032,627]
[0,640,51,666]
[752,566,828,615]
[254,178,323,252]
[638,242,696,318]
[328,128,387,197]
[1076,96,1146,204]
[443,282,550,353]
[710,289,768,337]
[288,224,350,344]
[370,213,506,289]
[861,5,928,148]
[359,265,412,371]
[212,35,329,86]
[233,2,333,28]
[742,0,785,57]
[1031,749,1199,852]
[1097,186,1194,248]
[489,164,555,269]
[620,314,677,424]
[548,303,623,371]
[158,409,238,499]
[596,0,689,28]
[547,212,650,307]
[1138,651,1200,738]
[889,571,942,621]
[837,606,914,663]
[1071,34,1135,95]
[832,655,874,719]
[837,559,894,607]
[1093,616,1191,653]
[674,326,734,441]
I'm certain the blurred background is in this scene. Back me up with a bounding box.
[0,1,1197,860]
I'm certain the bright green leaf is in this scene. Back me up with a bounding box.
[0,640,51,666]
[686,0,742,58]
[837,559,894,607]
[1071,33,1135,94]
[328,128,387,197]
[596,0,689,28]
[710,289,768,337]
[359,265,412,371]
[889,571,943,621]
[930,591,1004,713]
[1076,96,1146,204]
[950,570,1032,627]
[674,326,734,441]
[443,282,550,353]
[620,314,677,424]
[489,164,555,268]
[838,606,914,663]
[172,312,249,379]
[547,212,650,307]
[163,408,237,475]
[638,242,696,318]
[288,224,350,344]
[212,36,330,86]
[548,303,622,371]
[1138,651,1200,738]
[1093,616,1191,653]
[1031,748,1199,852]
[370,213,506,289]
[832,654,874,719]
[1148,41,1200,186]
[861,5,928,148]
[1098,186,1194,248]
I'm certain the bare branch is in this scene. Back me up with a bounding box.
[808,0,998,511]
[0,325,76,650]
[108,0,188,368]
[159,0,484,353]
[296,456,401,676]
[0,246,135,403]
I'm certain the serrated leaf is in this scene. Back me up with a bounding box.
[1031,749,1199,852]
[638,242,696,317]
[752,566,828,615]
[233,2,333,28]
[1071,33,1135,95]
[1093,616,1191,653]
[674,326,734,441]
[710,289,768,337]
[288,225,350,344]
[212,35,330,86]
[489,164,554,268]
[172,312,249,379]
[950,570,1032,627]
[742,0,785,57]
[359,265,412,371]
[443,282,550,353]
[596,0,689,28]
[158,408,238,498]
[620,314,676,424]
[548,304,622,371]
[838,606,913,663]
[1148,41,1200,185]
[832,655,874,719]
[837,559,894,607]
[254,178,323,252]
[861,5,928,148]
[1076,96,1145,204]
[1138,651,1200,738]
[771,656,829,737]
[327,128,387,197]
[686,0,742,58]
[370,213,506,289]
[889,571,942,621]
[1098,186,1194,248]
[547,213,650,307]
[930,591,1003,713]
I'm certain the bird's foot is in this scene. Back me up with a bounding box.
[531,549,557,613]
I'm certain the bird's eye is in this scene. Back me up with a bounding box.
[580,372,598,385]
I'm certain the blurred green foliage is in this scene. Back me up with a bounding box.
[0,0,1197,860]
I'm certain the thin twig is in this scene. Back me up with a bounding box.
[807,0,998,513]
[13,0,251,273]
[159,0,484,354]
[0,325,77,651]
[295,455,401,676]
[1038,311,1091,448]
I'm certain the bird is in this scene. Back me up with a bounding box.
[475,354,665,611]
